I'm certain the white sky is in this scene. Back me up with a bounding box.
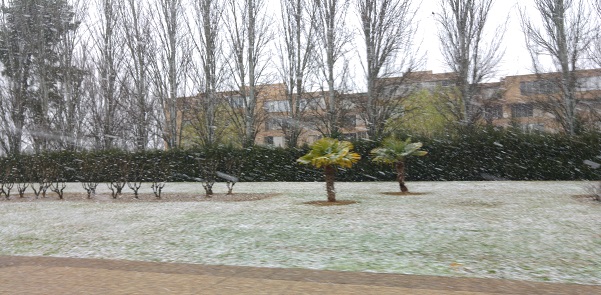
[81,0,552,87]
[417,0,532,79]
[263,0,539,88]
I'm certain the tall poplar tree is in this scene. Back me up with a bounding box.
[436,0,504,127]
[522,0,592,135]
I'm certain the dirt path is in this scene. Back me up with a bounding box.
[1,256,600,294]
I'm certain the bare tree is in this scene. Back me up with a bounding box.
[53,0,87,151]
[591,0,601,66]
[86,0,127,150]
[120,0,154,150]
[149,0,192,149]
[436,0,504,127]
[357,0,420,140]
[312,0,353,138]
[79,155,99,199]
[224,0,273,147]
[149,158,166,199]
[522,0,593,135]
[0,163,14,199]
[273,0,317,147]
[188,0,226,147]
[585,0,601,129]
[105,155,127,199]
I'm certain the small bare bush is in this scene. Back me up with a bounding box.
[590,182,601,202]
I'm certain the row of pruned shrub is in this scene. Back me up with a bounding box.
[0,148,242,200]
[0,179,165,200]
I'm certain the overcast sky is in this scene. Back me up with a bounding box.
[418,0,531,79]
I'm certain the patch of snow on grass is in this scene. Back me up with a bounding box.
[0,181,600,285]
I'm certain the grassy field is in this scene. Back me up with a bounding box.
[0,181,600,285]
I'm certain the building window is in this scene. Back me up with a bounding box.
[420,81,437,90]
[511,103,533,118]
[304,116,319,129]
[520,80,558,96]
[264,100,290,113]
[227,95,247,108]
[273,136,285,147]
[264,136,274,145]
[577,76,601,91]
[521,123,545,133]
[440,80,454,87]
[299,97,326,110]
[340,98,355,110]
[265,118,280,131]
[264,136,285,147]
[341,115,356,128]
[484,105,503,120]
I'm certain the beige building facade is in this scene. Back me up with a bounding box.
[182,69,601,148]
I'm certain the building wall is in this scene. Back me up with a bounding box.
[182,69,601,148]
[492,69,601,133]
[253,69,601,146]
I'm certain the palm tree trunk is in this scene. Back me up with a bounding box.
[396,161,408,193]
[324,165,336,202]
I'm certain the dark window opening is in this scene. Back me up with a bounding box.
[520,80,558,96]
[264,136,273,145]
[511,103,534,118]
[484,105,503,120]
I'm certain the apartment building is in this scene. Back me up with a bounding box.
[492,69,601,132]
[181,69,601,148]
[258,84,362,147]
[379,69,601,134]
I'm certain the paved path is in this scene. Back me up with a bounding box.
[1,256,600,294]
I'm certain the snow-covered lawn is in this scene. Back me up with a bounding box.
[1,181,600,285]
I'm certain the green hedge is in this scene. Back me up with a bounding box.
[407,128,601,181]
[1,129,600,182]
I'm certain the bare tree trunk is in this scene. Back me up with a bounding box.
[202,0,219,147]
[102,0,121,150]
[167,1,178,148]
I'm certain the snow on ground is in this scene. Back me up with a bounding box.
[0,181,600,285]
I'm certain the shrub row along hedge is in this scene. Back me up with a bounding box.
[1,128,600,182]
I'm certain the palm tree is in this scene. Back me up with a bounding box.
[297,138,361,202]
[371,137,427,193]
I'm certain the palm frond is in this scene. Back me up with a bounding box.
[297,137,361,169]
[371,137,427,164]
